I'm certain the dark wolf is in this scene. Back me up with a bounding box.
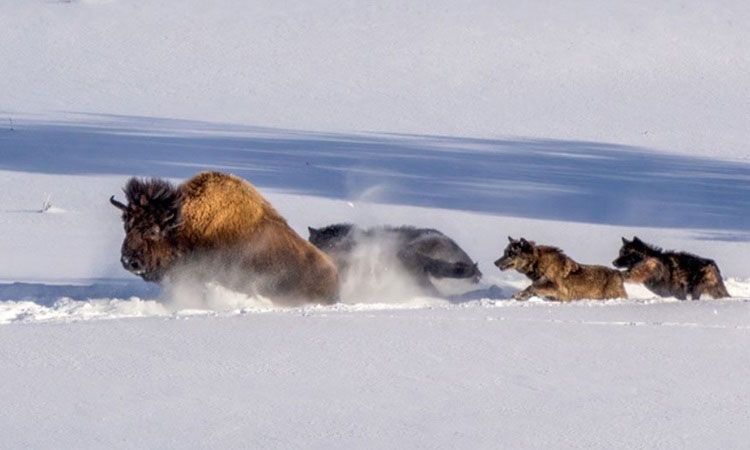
[308,224,481,295]
[495,237,627,301]
[110,171,339,305]
[613,236,729,299]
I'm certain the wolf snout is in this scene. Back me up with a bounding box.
[495,257,515,271]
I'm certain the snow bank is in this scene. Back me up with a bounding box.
[1,276,748,325]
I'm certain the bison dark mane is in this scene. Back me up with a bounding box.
[119,178,182,231]
[126,177,180,213]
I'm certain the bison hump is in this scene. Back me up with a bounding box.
[177,172,285,246]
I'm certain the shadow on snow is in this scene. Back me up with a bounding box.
[2,113,749,233]
[0,279,160,306]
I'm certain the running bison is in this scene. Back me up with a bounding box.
[110,171,339,305]
[495,237,627,301]
[613,236,729,299]
[308,223,481,296]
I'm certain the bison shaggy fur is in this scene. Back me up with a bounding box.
[111,171,339,305]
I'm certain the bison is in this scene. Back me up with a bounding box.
[110,171,339,305]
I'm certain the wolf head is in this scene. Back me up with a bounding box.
[307,223,360,256]
[612,236,655,269]
[494,237,537,273]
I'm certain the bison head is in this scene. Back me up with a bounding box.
[110,177,182,282]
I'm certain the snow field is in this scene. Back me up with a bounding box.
[1,299,748,449]
[1,0,749,447]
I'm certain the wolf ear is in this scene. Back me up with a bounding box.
[519,238,533,248]
[308,226,318,236]
[621,237,630,245]
[633,236,643,244]
[508,236,515,243]
[562,258,580,277]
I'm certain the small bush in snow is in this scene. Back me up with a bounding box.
[40,194,53,213]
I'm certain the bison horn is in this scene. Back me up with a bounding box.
[110,195,127,211]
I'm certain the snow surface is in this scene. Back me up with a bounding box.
[1,0,749,448]
[2,300,750,449]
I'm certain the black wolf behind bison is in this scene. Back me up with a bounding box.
[110,171,339,305]
[495,237,627,301]
[613,236,729,299]
[308,224,481,296]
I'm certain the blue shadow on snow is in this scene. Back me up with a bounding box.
[1,113,748,232]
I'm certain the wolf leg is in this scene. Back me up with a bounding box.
[513,287,534,300]
[424,258,480,280]
[415,274,441,297]
[701,266,731,299]
[689,285,705,300]
[625,259,664,283]
[694,281,730,299]
[528,282,567,301]
[706,283,730,298]
[397,248,479,280]
[514,280,561,301]
[393,249,442,296]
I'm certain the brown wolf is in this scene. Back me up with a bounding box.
[110,171,339,305]
[495,237,627,301]
[613,236,729,299]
